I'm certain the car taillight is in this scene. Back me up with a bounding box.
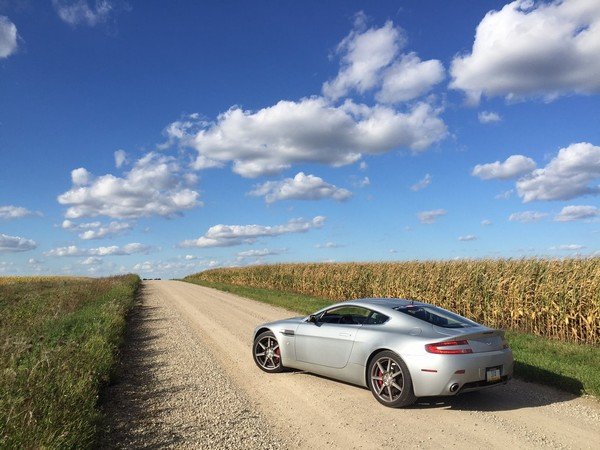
[425,340,473,354]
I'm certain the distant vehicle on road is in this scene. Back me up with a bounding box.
[253,298,513,407]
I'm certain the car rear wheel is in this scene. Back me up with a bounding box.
[368,351,416,407]
[253,331,284,373]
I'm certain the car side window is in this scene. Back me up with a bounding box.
[319,306,372,325]
[365,311,389,325]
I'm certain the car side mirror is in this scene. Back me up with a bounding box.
[308,314,318,324]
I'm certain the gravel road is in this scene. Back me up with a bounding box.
[102,280,600,449]
[99,282,283,449]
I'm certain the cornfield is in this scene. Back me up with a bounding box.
[186,258,600,345]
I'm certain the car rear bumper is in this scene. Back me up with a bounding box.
[404,348,514,397]
[457,375,511,394]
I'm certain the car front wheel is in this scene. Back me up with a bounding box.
[253,331,284,373]
[367,351,416,407]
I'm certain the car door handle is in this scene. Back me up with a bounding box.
[339,332,352,337]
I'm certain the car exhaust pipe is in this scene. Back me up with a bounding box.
[449,383,460,393]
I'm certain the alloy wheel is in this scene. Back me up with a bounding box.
[254,335,281,370]
[370,356,404,403]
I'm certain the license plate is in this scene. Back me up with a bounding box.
[486,366,501,382]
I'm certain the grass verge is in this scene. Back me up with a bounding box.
[0,274,140,449]
[186,278,600,398]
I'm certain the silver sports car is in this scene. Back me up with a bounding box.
[252,298,513,407]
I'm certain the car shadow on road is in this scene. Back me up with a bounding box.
[288,368,582,413]
[97,285,184,449]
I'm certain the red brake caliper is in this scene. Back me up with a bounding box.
[377,368,383,388]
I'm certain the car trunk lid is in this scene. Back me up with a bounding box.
[433,326,506,353]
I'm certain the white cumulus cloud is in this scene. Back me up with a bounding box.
[236,248,284,258]
[71,167,92,185]
[418,209,447,224]
[508,211,548,223]
[79,222,132,240]
[315,242,344,249]
[472,155,536,180]
[376,53,445,104]
[183,98,446,178]
[62,220,132,240]
[114,149,127,168]
[62,219,100,229]
[450,0,600,103]
[516,142,600,202]
[549,244,585,251]
[458,235,477,241]
[0,261,14,273]
[52,0,118,27]
[323,19,402,100]
[478,111,501,124]
[81,256,103,265]
[45,242,150,257]
[352,176,370,188]
[554,205,599,222]
[410,173,432,191]
[132,258,218,275]
[0,233,37,252]
[0,205,41,220]
[249,172,352,204]
[180,216,325,248]
[58,152,201,219]
[159,17,447,178]
[323,18,444,103]
[0,16,18,59]
[495,189,513,200]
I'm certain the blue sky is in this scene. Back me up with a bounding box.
[0,0,599,278]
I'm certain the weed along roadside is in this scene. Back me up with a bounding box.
[0,275,140,449]
[183,259,600,398]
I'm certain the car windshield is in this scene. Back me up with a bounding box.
[394,305,475,328]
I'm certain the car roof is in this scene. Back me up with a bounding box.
[346,298,428,309]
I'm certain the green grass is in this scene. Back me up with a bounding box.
[506,331,600,397]
[0,275,140,449]
[186,278,600,398]
[188,279,330,314]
